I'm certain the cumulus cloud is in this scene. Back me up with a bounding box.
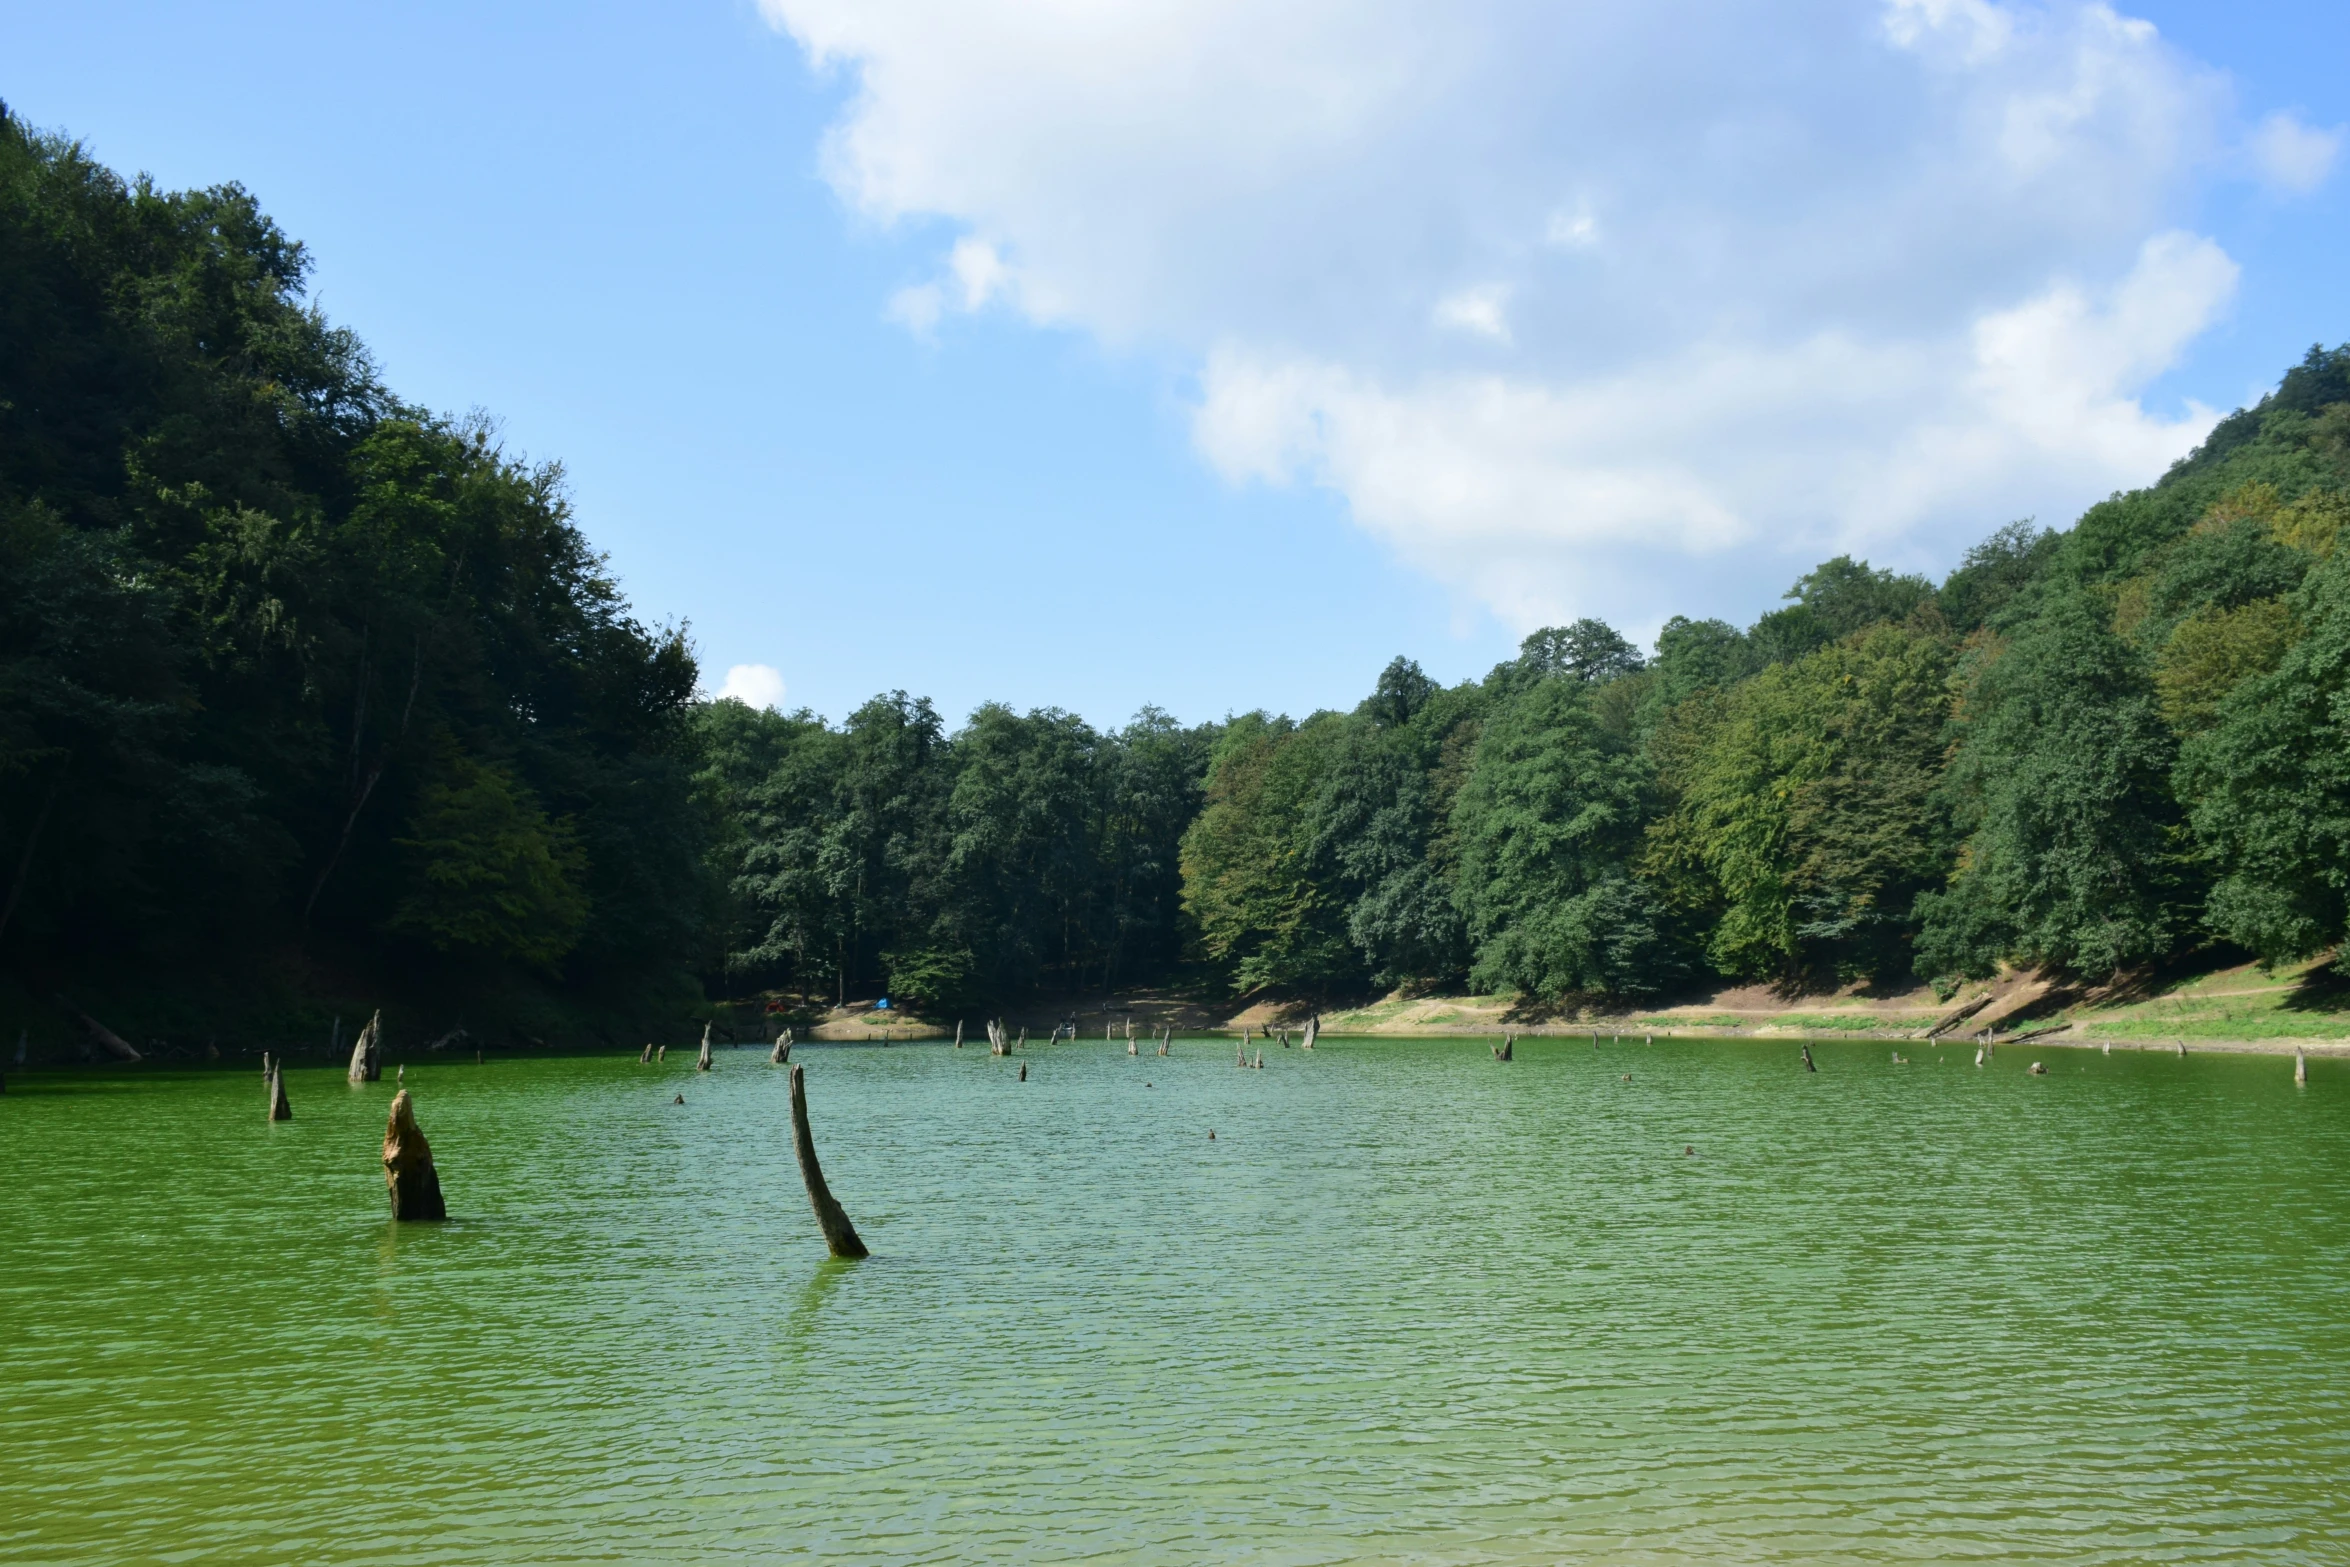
[2249,111,2342,196]
[712,663,789,710]
[766,0,2284,633]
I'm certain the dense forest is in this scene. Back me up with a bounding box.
[8,109,2350,1054]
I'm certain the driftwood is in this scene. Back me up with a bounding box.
[346,1010,383,1084]
[787,1065,867,1257]
[58,998,141,1063]
[696,1024,713,1072]
[382,1090,446,1220]
[1925,992,1996,1039]
[267,1059,292,1121]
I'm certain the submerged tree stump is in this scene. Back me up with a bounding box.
[347,1009,383,1084]
[383,1089,447,1220]
[2296,1047,2308,1085]
[1801,1044,1816,1073]
[1301,1016,1317,1051]
[697,1024,713,1072]
[788,1064,867,1258]
[267,1059,292,1121]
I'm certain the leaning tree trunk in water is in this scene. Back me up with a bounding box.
[58,999,141,1063]
[954,1020,963,1050]
[697,1024,713,1072]
[382,1089,447,1220]
[788,1065,867,1259]
[266,1060,292,1121]
[347,1010,382,1084]
[1302,1016,1317,1050]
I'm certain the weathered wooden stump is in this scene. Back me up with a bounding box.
[1801,1044,1816,1073]
[697,1024,713,1072]
[2296,1047,2308,1085]
[639,1042,652,1063]
[382,1089,447,1220]
[267,1059,293,1121]
[788,1064,867,1259]
[1018,1060,1028,1081]
[347,1009,383,1084]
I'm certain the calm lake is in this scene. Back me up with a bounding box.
[3,1036,2345,1564]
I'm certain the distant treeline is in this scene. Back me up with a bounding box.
[1166,346,2350,1006]
[8,110,2350,1042]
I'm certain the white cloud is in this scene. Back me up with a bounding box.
[712,663,789,710]
[1433,284,1512,343]
[765,0,2282,632]
[2249,110,2342,197]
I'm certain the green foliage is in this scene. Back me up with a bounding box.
[392,753,588,970]
[2177,548,2350,962]
[1917,592,2192,981]
[1451,674,1671,998]
[1750,556,1933,665]
[0,108,712,1028]
[1652,625,1952,982]
[1180,713,1360,993]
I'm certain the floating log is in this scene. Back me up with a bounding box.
[347,1009,383,1084]
[1801,1044,1816,1072]
[787,1064,867,1258]
[697,1024,713,1072]
[2296,1047,2308,1085]
[267,1059,292,1121]
[383,1090,446,1220]
[57,998,141,1063]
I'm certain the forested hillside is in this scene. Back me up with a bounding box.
[8,107,2349,1053]
[1,108,713,1043]
[1173,347,2350,1007]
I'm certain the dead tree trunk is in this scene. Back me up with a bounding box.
[267,1060,292,1121]
[788,1065,867,1258]
[57,998,141,1062]
[382,1089,446,1220]
[1302,1015,1318,1050]
[697,1024,713,1072]
[347,1009,382,1083]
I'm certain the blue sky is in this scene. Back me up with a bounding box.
[5,1,2346,729]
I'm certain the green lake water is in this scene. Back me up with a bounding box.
[2,1036,2346,1564]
